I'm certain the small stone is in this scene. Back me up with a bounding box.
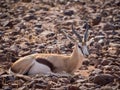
[101,59,112,66]
[103,23,115,31]
[22,0,32,2]
[10,44,19,52]
[103,65,112,71]
[2,20,13,28]
[40,31,55,37]
[76,79,87,83]
[19,50,30,56]
[91,16,101,26]
[58,0,67,4]
[23,14,37,21]
[79,85,88,90]
[19,42,29,50]
[84,83,95,87]
[64,10,74,16]
[101,86,113,90]
[1,75,15,81]
[0,31,4,35]
[34,27,43,34]
[92,74,114,86]
[98,39,104,44]
[83,59,90,66]
[91,69,103,75]
[68,85,79,90]
[34,23,42,28]
[2,86,12,90]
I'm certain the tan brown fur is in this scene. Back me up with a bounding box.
[10,43,84,75]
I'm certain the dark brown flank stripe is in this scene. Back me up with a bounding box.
[35,58,55,71]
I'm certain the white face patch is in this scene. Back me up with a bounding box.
[78,43,89,56]
[82,45,89,56]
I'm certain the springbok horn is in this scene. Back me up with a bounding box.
[72,24,82,42]
[61,30,76,42]
[83,22,89,42]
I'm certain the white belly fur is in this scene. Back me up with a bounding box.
[28,60,52,75]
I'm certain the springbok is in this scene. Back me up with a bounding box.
[9,24,93,75]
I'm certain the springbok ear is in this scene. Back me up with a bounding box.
[86,35,105,46]
[83,22,90,43]
[86,38,94,46]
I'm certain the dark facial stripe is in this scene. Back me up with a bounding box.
[35,58,55,71]
[78,45,84,55]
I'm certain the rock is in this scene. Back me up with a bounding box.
[0,77,3,88]
[79,85,88,90]
[10,44,19,52]
[0,31,4,35]
[103,65,112,71]
[101,59,112,66]
[101,86,113,90]
[22,0,32,2]
[2,86,12,90]
[40,31,55,37]
[108,46,118,55]
[18,86,28,90]
[19,42,29,50]
[91,16,101,26]
[92,74,114,86]
[91,69,103,75]
[98,39,104,44]
[23,14,37,21]
[1,75,15,81]
[63,10,74,16]
[34,23,42,28]
[103,23,115,31]
[68,85,79,90]
[83,59,90,66]
[2,20,14,28]
[84,83,96,87]
[34,27,43,34]
[58,0,67,4]
[34,83,47,89]
[18,50,30,56]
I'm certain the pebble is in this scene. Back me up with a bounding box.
[91,69,103,75]
[103,23,115,31]
[91,16,101,26]
[23,14,37,21]
[92,74,114,86]
[63,10,74,16]
[101,59,112,66]
[40,31,55,37]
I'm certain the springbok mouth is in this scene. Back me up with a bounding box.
[84,55,89,58]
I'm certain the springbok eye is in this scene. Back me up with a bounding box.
[78,45,84,55]
[78,45,81,49]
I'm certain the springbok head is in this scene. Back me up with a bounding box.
[61,23,92,57]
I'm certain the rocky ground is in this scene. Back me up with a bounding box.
[0,0,120,90]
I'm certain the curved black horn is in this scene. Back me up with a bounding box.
[83,22,89,42]
[72,24,82,42]
[61,29,76,42]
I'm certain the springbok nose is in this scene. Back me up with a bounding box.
[85,55,89,58]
